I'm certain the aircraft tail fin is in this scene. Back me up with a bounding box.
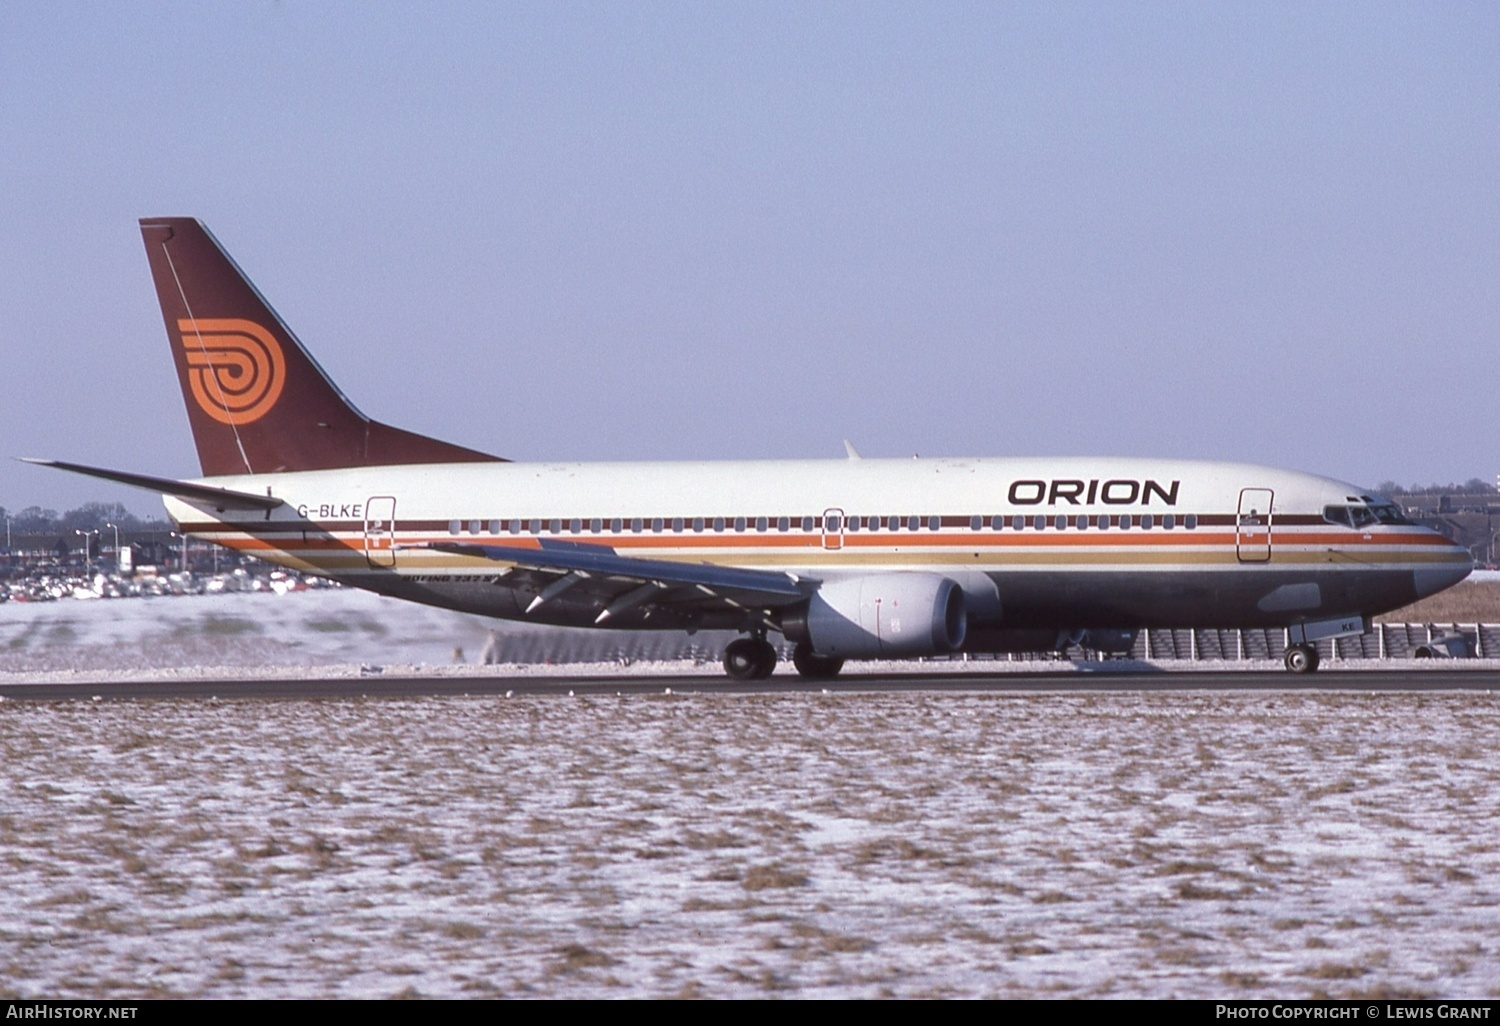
[139,218,503,477]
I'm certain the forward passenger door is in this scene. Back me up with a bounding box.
[1236,488,1273,563]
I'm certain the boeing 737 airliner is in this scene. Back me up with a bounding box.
[26,219,1473,677]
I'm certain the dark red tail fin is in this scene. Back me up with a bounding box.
[139,217,503,476]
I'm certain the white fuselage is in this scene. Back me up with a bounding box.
[165,455,1472,641]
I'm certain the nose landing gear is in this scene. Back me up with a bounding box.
[723,635,778,680]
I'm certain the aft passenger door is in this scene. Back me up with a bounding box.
[1236,488,1273,563]
[364,496,397,568]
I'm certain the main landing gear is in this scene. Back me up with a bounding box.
[1283,643,1321,674]
[723,635,778,680]
[791,642,844,680]
[722,636,849,681]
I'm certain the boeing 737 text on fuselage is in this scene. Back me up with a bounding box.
[26,219,1473,678]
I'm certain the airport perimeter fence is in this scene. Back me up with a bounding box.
[480,623,1498,665]
[1107,622,1494,663]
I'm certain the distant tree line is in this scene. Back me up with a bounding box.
[0,502,172,536]
[1372,479,1496,497]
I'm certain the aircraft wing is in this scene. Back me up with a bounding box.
[427,538,812,624]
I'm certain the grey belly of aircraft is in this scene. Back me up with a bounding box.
[336,565,1427,640]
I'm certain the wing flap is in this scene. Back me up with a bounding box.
[426,539,810,611]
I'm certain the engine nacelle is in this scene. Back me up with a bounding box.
[783,573,968,659]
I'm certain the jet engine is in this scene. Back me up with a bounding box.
[782,573,967,658]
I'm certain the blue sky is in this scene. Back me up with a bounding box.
[2,2,1496,515]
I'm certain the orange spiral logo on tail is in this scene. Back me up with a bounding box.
[176,318,286,425]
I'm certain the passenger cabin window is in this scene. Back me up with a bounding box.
[569,518,582,533]
[735,516,747,532]
[778,516,790,531]
[1163,514,1175,530]
[713,516,725,532]
[468,520,480,535]
[631,517,643,532]
[448,520,461,535]
[1142,513,1154,530]
[692,516,704,532]
[849,515,861,532]
[970,515,982,531]
[802,515,815,531]
[1054,514,1067,531]
[672,517,684,532]
[1013,515,1025,531]
[611,517,623,533]
[651,517,663,532]
[529,518,542,534]
[1185,514,1197,530]
[1075,514,1087,530]
[756,516,769,532]
[908,515,921,531]
[1099,514,1110,530]
[928,516,941,531]
[991,515,1004,531]
[826,514,841,532]
[1121,514,1133,530]
[1034,515,1046,531]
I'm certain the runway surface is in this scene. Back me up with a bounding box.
[2,666,1498,700]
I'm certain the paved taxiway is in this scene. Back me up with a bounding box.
[2,667,1497,700]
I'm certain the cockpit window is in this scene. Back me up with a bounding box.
[1324,503,1409,528]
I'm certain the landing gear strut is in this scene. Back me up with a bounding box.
[1283,642,1320,674]
[792,642,844,679]
[723,636,778,680]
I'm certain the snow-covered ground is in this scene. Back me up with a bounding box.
[0,691,1496,998]
[0,587,762,677]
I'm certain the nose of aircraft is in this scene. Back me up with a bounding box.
[1412,538,1474,600]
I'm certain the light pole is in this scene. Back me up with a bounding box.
[73,529,97,573]
[104,522,120,563]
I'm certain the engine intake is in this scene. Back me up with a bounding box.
[783,573,968,658]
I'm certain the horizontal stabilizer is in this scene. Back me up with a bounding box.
[19,458,284,512]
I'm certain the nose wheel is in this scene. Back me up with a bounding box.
[1283,643,1320,673]
[723,637,778,680]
